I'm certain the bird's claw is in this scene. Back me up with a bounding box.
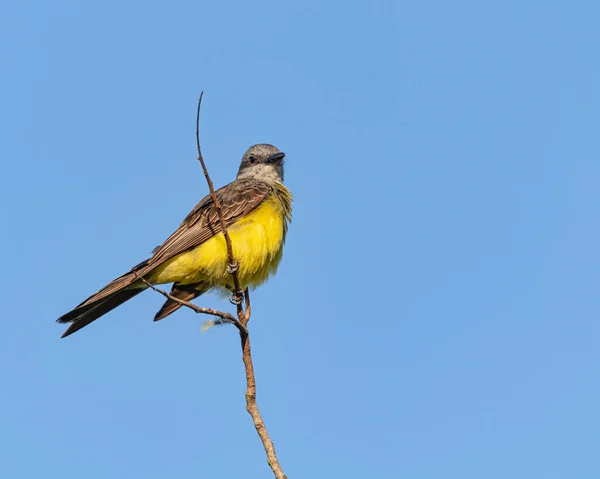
[229,292,244,305]
[227,261,239,274]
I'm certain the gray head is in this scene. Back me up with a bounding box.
[236,144,285,183]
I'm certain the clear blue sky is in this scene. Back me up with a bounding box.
[1,0,599,477]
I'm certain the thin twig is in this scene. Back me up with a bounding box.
[239,314,286,478]
[195,92,245,318]
[133,272,247,335]
[141,276,286,478]
[244,287,251,321]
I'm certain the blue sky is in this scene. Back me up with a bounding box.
[1,0,599,477]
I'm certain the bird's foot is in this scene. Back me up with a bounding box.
[227,261,239,274]
[229,291,244,305]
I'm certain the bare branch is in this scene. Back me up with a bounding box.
[240,314,287,478]
[139,275,286,478]
[133,272,247,335]
[244,287,251,321]
[195,92,246,318]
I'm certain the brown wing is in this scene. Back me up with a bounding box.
[147,178,272,266]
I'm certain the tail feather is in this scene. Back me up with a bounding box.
[153,282,208,321]
[57,260,151,337]
[76,260,149,310]
[60,288,146,338]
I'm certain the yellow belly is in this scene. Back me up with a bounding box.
[148,196,286,290]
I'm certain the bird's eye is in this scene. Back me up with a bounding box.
[249,155,256,164]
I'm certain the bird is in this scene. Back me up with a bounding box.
[57,144,293,338]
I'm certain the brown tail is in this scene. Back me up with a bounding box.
[153,282,208,321]
[57,261,151,338]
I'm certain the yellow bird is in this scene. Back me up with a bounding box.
[57,144,293,338]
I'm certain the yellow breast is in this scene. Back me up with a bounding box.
[149,195,287,289]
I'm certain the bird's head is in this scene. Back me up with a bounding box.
[236,144,285,183]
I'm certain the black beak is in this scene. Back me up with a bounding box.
[265,152,285,164]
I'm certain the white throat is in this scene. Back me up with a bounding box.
[236,163,284,184]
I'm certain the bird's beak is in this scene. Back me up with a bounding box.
[265,152,285,164]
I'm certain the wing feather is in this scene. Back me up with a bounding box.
[148,179,271,266]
